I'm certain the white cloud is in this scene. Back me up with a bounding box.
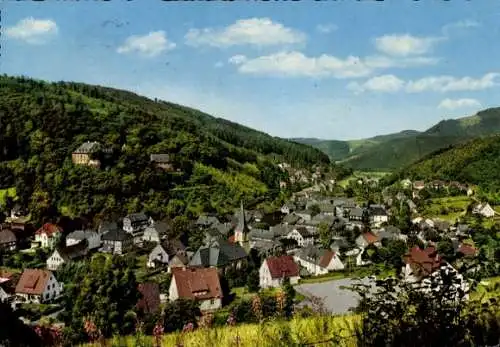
[229,50,438,79]
[374,34,442,56]
[228,55,248,65]
[364,55,440,69]
[117,31,175,57]
[350,72,500,94]
[184,18,306,48]
[316,23,338,34]
[442,19,480,36]
[230,51,372,79]
[406,73,500,92]
[5,17,58,44]
[347,75,405,93]
[438,98,481,110]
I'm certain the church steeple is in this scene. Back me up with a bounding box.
[235,200,249,245]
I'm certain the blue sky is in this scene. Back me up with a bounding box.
[2,1,500,140]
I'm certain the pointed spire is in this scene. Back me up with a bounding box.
[236,200,249,241]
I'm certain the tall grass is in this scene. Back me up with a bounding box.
[83,315,358,347]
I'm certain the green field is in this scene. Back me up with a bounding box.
[337,171,391,188]
[421,196,472,222]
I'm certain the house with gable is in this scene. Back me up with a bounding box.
[368,205,388,225]
[0,228,17,251]
[286,227,314,247]
[100,226,133,255]
[355,231,380,249]
[189,239,247,271]
[34,223,62,249]
[123,213,154,244]
[281,202,297,215]
[402,246,443,283]
[72,141,102,168]
[472,202,496,218]
[293,245,344,276]
[146,239,186,269]
[47,240,89,271]
[169,267,223,311]
[142,221,169,243]
[259,255,300,288]
[14,269,62,304]
[150,154,174,171]
[0,271,19,304]
[66,229,101,250]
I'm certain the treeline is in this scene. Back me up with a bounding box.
[387,134,500,194]
[0,75,329,225]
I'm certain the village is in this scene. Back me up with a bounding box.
[0,150,497,331]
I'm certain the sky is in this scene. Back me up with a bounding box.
[2,1,500,140]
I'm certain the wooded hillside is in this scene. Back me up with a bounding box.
[0,75,329,224]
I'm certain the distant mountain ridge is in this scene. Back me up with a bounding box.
[389,134,500,193]
[292,107,500,171]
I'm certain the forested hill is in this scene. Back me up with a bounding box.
[294,107,500,171]
[0,75,329,224]
[388,134,500,193]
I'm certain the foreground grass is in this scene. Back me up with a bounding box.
[85,315,359,347]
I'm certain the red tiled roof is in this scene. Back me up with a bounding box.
[458,244,477,257]
[319,251,335,269]
[137,282,161,314]
[35,223,62,236]
[15,269,53,295]
[172,267,222,301]
[265,255,300,279]
[363,232,379,245]
[403,246,443,277]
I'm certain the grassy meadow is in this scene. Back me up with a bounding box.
[84,314,359,347]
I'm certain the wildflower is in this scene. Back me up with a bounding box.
[226,313,237,326]
[252,295,263,321]
[182,322,194,333]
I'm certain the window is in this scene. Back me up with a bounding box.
[210,299,215,305]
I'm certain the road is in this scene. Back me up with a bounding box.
[295,277,374,315]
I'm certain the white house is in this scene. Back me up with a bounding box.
[259,255,300,289]
[169,267,223,312]
[281,202,297,215]
[15,269,62,304]
[66,229,101,250]
[123,213,154,244]
[473,203,496,218]
[34,223,62,249]
[369,205,388,225]
[147,244,169,268]
[47,241,89,271]
[355,232,380,249]
[294,246,344,276]
[142,222,168,243]
[286,227,314,247]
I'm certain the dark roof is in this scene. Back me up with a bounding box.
[265,255,300,279]
[98,221,118,233]
[293,227,313,238]
[125,213,149,223]
[196,215,220,227]
[189,239,247,267]
[248,229,275,241]
[74,141,100,154]
[282,213,301,225]
[137,282,161,314]
[369,206,387,216]
[161,239,186,256]
[150,154,171,163]
[67,229,98,241]
[295,245,336,268]
[54,240,88,261]
[0,229,16,244]
[101,228,133,242]
[171,267,222,300]
[270,224,291,237]
[350,208,365,218]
